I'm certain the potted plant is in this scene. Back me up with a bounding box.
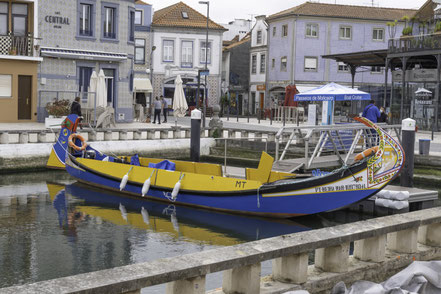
[45,98,70,128]
[9,47,17,55]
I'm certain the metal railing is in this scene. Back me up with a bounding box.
[275,123,402,171]
[0,32,34,56]
[388,33,441,54]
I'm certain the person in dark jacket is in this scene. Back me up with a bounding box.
[70,97,82,117]
[70,97,83,129]
[378,107,388,123]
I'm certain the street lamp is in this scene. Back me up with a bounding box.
[199,1,209,128]
[149,45,156,119]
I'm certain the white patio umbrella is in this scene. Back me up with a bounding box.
[87,71,98,109]
[172,75,188,126]
[95,70,109,127]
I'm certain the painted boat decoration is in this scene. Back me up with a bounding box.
[47,115,404,218]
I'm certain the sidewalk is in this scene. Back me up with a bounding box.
[1,116,441,153]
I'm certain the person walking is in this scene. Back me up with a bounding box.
[161,95,168,123]
[153,97,162,124]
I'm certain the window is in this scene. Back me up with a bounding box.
[371,66,383,73]
[272,58,275,69]
[135,10,142,25]
[103,6,116,39]
[181,40,193,68]
[251,54,257,74]
[0,74,11,97]
[135,39,145,64]
[260,54,266,74]
[256,30,262,44]
[304,57,318,71]
[373,28,384,41]
[12,3,27,36]
[182,11,189,19]
[129,9,135,42]
[200,41,211,64]
[79,4,92,36]
[281,56,287,71]
[0,2,8,36]
[272,26,276,36]
[78,67,93,93]
[306,23,318,38]
[282,24,288,37]
[163,40,174,62]
[338,62,349,72]
[339,26,351,39]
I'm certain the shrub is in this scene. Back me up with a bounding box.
[46,99,70,117]
[436,21,441,32]
[402,26,413,36]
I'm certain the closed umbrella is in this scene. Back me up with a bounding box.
[96,69,108,108]
[87,71,98,109]
[172,75,188,126]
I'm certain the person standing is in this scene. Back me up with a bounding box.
[362,100,380,123]
[70,97,82,117]
[161,95,168,123]
[362,100,381,146]
[153,97,162,124]
[378,107,388,123]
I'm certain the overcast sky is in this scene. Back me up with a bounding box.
[147,0,426,24]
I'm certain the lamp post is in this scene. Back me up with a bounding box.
[199,0,209,128]
[149,45,156,119]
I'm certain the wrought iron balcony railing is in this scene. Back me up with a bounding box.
[388,33,441,54]
[0,32,34,57]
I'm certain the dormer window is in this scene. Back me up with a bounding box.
[182,11,188,19]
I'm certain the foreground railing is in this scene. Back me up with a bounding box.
[0,32,34,56]
[388,33,441,54]
[2,207,441,294]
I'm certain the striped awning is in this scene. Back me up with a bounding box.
[40,47,127,62]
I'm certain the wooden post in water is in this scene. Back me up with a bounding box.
[400,118,415,187]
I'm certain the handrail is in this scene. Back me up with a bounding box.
[3,207,441,294]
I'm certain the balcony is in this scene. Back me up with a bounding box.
[0,32,34,57]
[388,33,441,54]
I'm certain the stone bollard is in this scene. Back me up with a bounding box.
[38,132,47,143]
[200,129,206,138]
[228,130,236,139]
[254,132,262,141]
[268,132,276,142]
[185,129,191,138]
[147,130,155,140]
[241,130,249,139]
[160,130,168,139]
[19,132,29,144]
[172,127,182,139]
[222,263,261,294]
[119,131,128,140]
[315,243,350,273]
[134,130,142,140]
[0,132,9,144]
[89,132,97,142]
[104,131,113,141]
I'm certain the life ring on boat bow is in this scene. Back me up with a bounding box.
[68,133,87,151]
[354,146,378,162]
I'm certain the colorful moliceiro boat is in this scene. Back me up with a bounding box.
[47,114,404,218]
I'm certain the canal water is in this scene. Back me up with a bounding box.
[0,171,439,293]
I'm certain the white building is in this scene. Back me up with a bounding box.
[221,19,251,42]
[249,15,267,115]
[151,2,226,109]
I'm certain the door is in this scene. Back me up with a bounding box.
[18,75,32,120]
[103,69,115,108]
[259,93,264,110]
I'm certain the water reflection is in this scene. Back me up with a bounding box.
[59,182,311,246]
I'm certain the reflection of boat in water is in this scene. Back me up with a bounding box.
[47,115,404,218]
[48,183,311,245]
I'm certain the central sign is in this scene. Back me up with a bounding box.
[45,12,70,29]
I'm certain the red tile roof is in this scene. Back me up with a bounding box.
[267,2,416,22]
[152,1,226,31]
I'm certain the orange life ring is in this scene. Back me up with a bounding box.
[354,146,378,162]
[68,133,87,151]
